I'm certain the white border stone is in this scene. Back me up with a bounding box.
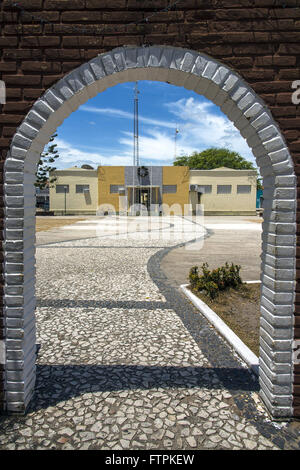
[180,284,260,375]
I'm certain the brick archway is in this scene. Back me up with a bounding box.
[2,45,297,418]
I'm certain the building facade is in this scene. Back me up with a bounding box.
[49,166,98,215]
[97,165,190,215]
[190,167,257,215]
[49,165,257,216]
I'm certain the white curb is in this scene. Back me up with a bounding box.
[180,284,259,376]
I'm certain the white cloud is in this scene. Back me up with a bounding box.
[54,96,257,169]
[112,97,256,167]
[119,130,192,164]
[79,105,175,129]
[165,97,256,165]
[53,138,133,168]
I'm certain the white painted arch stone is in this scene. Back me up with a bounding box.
[3,45,297,418]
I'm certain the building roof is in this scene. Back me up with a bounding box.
[52,166,98,174]
[60,166,94,171]
[210,166,238,171]
[190,166,257,174]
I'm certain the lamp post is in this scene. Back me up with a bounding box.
[64,185,67,216]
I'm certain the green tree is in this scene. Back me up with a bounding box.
[174,147,262,189]
[35,133,59,190]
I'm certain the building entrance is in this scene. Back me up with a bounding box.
[140,188,150,211]
[128,186,159,214]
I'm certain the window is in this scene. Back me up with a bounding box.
[56,185,69,193]
[76,184,90,193]
[217,185,231,194]
[201,185,212,194]
[237,185,251,194]
[110,184,123,193]
[162,185,177,194]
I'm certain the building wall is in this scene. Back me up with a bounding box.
[49,168,98,214]
[189,168,257,215]
[162,166,190,215]
[52,166,257,215]
[98,166,125,213]
[98,166,189,214]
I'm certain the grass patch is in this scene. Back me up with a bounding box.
[189,283,260,357]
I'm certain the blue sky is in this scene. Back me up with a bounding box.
[53,80,257,170]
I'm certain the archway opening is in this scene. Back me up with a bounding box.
[4,46,296,420]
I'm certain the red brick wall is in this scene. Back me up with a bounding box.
[1,0,300,415]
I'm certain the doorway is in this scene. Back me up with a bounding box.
[129,186,158,214]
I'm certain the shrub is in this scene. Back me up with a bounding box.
[189,262,242,300]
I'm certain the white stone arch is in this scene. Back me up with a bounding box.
[3,45,296,418]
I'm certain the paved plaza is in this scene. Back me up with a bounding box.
[1,216,300,450]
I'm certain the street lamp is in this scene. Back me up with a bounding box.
[63,185,68,215]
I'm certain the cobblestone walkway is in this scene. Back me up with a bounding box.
[1,218,300,450]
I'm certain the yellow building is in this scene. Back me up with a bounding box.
[189,167,257,215]
[97,165,190,215]
[49,166,98,215]
[49,165,257,216]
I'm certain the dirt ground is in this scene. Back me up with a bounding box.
[189,283,261,357]
[245,219,263,224]
[36,217,86,232]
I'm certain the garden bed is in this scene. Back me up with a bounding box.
[188,282,261,357]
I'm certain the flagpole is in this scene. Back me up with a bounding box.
[174,124,179,161]
[133,81,140,211]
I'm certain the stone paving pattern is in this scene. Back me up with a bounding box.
[1,219,300,450]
